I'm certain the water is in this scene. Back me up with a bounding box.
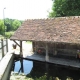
[14,60,33,75]
[13,59,80,80]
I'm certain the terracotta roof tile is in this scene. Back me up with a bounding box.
[10,16,80,44]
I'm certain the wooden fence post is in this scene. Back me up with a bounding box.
[1,39,4,57]
[6,39,8,52]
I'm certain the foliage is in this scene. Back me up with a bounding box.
[12,19,21,30]
[49,0,80,17]
[5,18,13,31]
[0,19,4,35]
[34,74,47,80]
[26,41,32,44]
[5,31,14,38]
[0,35,4,39]
[4,18,23,31]
[10,72,61,80]
[0,18,23,36]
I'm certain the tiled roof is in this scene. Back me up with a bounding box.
[10,16,80,44]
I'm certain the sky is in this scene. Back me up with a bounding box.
[0,0,53,20]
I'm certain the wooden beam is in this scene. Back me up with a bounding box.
[20,41,23,56]
[54,43,57,55]
[13,40,20,47]
[1,39,4,57]
[35,42,37,54]
[45,43,49,61]
[6,39,8,52]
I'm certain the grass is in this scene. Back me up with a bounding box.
[5,31,14,38]
[26,41,32,44]
[0,35,4,39]
[0,31,14,39]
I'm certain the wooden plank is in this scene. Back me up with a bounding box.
[0,38,8,59]
[26,54,45,62]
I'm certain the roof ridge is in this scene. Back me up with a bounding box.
[24,16,80,21]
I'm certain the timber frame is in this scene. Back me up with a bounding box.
[13,40,23,56]
[10,16,80,59]
[12,39,80,60]
[32,41,80,60]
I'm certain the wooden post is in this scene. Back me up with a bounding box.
[32,42,34,52]
[45,43,49,61]
[6,38,8,52]
[20,41,24,72]
[20,41,23,56]
[35,42,37,54]
[1,39,4,57]
[54,43,57,55]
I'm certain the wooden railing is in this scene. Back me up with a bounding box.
[0,38,8,59]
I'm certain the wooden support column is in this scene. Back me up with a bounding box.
[32,41,35,53]
[20,41,24,72]
[1,39,4,57]
[33,41,37,54]
[45,43,49,61]
[20,41,23,56]
[35,42,37,54]
[6,39,8,52]
[54,43,57,55]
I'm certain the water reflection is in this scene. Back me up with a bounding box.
[13,59,80,80]
[14,59,33,75]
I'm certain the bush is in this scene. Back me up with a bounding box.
[5,32,14,38]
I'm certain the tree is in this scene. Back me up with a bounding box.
[0,20,4,35]
[5,18,13,32]
[49,0,80,17]
[12,20,21,30]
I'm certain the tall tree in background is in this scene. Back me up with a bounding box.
[5,18,23,31]
[5,18,13,31]
[49,0,80,17]
[12,20,21,30]
[0,20,4,35]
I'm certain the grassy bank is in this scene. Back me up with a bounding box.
[0,31,14,39]
[5,31,14,38]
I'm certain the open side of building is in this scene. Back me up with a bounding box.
[10,16,80,68]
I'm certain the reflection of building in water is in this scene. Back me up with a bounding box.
[27,61,80,80]
[13,59,33,75]
[12,59,80,80]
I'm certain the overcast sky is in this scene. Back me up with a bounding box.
[0,0,53,20]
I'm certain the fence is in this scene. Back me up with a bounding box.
[0,38,8,59]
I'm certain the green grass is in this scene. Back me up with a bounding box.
[0,35,4,39]
[26,41,32,44]
[0,31,14,39]
[5,31,14,38]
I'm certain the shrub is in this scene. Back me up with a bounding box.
[5,32,14,38]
